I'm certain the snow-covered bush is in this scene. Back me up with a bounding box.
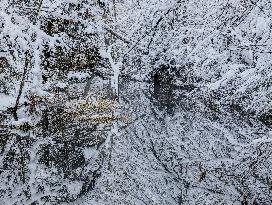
[115,0,271,122]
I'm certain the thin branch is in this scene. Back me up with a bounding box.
[33,0,44,24]
[103,25,131,44]
[13,50,30,121]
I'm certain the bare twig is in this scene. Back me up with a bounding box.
[33,0,44,24]
[13,50,30,121]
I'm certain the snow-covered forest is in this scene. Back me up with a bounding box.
[0,0,271,204]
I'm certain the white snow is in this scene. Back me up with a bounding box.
[0,94,14,111]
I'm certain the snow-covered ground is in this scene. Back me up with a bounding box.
[0,94,14,111]
[1,81,271,205]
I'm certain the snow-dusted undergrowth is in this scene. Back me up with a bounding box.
[0,0,271,205]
